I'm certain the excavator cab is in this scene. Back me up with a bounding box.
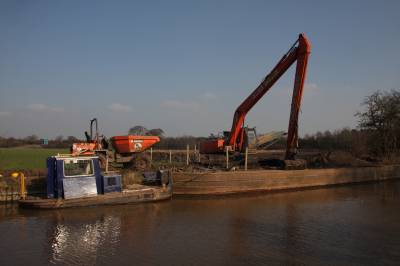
[244,127,258,152]
[227,127,258,152]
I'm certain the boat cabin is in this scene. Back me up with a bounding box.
[46,155,122,199]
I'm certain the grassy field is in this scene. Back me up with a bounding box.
[0,147,68,171]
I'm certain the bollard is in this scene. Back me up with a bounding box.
[150,148,153,164]
[12,172,26,200]
[21,173,25,199]
[169,150,172,164]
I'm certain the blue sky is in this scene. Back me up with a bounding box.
[0,0,399,139]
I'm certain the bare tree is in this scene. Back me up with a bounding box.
[147,128,165,137]
[128,126,148,135]
[356,89,400,157]
[128,126,165,137]
[24,135,39,144]
[66,136,79,143]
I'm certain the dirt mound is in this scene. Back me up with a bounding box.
[306,151,379,168]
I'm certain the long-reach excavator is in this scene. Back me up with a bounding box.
[200,33,311,164]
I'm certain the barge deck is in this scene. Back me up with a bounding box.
[173,165,400,196]
[19,184,172,209]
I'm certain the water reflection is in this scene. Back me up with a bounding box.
[41,203,167,265]
[1,181,400,265]
[49,214,121,265]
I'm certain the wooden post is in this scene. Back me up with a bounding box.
[196,143,201,163]
[169,150,172,164]
[150,148,153,164]
[194,145,197,164]
[105,153,109,173]
[198,146,201,163]
[5,187,9,203]
[226,147,229,169]
[245,147,248,171]
[186,145,189,165]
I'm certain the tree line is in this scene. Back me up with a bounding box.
[1,89,398,158]
[0,135,81,149]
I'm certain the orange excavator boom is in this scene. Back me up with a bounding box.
[201,33,311,159]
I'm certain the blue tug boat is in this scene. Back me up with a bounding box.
[19,155,172,209]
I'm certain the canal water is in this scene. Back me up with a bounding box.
[1,181,400,265]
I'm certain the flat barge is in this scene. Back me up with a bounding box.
[19,184,172,209]
[173,165,400,196]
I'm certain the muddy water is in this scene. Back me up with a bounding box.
[1,181,400,265]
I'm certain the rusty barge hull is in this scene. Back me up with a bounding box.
[173,165,400,196]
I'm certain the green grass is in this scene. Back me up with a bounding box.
[0,148,69,171]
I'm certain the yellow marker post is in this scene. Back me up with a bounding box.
[11,172,26,200]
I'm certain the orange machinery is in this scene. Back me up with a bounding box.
[72,118,160,168]
[111,135,160,154]
[200,33,311,160]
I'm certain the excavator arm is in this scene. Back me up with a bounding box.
[226,33,311,159]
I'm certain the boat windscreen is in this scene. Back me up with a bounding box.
[64,159,94,177]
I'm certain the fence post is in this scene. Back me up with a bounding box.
[194,145,197,164]
[106,153,109,173]
[198,146,201,163]
[226,147,229,169]
[186,145,189,166]
[245,147,248,171]
[169,150,172,164]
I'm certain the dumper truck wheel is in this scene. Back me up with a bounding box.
[126,154,150,171]
[135,155,150,171]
